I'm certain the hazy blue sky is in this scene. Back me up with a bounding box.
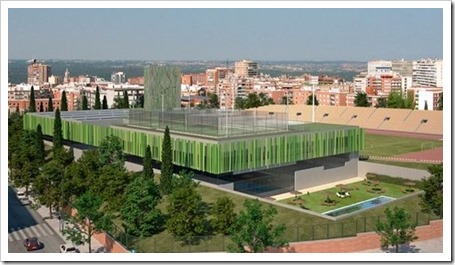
[8,8,443,61]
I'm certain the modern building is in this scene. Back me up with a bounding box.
[27,61,50,85]
[367,60,392,75]
[234,60,258,77]
[392,59,413,76]
[143,66,181,111]
[412,58,443,87]
[408,87,443,111]
[24,108,364,196]
[111,72,126,84]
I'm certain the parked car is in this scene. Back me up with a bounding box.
[16,191,27,199]
[19,197,31,206]
[60,244,80,253]
[23,237,41,251]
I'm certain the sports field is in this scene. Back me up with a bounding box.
[359,133,443,157]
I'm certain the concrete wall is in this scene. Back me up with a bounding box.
[359,161,430,180]
[295,159,358,190]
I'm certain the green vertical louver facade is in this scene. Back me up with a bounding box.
[24,114,364,175]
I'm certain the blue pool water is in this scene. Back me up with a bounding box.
[323,196,395,217]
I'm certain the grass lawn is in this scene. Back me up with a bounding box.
[360,133,443,157]
[366,159,438,171]
[279,180,419,213]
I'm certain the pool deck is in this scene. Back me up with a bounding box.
[270,176,365,201]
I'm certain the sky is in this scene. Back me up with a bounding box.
[5,2,445,62]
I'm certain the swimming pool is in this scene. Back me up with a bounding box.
[323,196,396,217]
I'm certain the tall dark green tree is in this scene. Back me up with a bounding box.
[120,175,163,237]
[228,199,288,253]
[160,126,174,195]
[29,86,36,112]
[102,95,108,109]
[354,92,371,107]
[98,134,125,168]
[53,108,63,151]
[94,86,101,110]
[211,196,237,235]
[234,97,246,110]
[33,159,65,218]
[424,100,428,110]
[245,93,261,109]
[207,92,220,108]
[143,145,154,179]
[375,207,418,253]
[39,101,44,112]
[122,90,129,109]
[48,96,54,112]
[61,90,68,111]
[437,93,443,110]
[166,171,206,243]
[419,163,443,218]
[375,97,388,108]
[306,94,319,106]
[62,192,112,253]
[35,124,46,164]
[82,94,89,110]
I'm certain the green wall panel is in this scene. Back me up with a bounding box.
[24,114,364,175]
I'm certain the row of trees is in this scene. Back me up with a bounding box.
[354,91,443,110]
[9,111,288,253]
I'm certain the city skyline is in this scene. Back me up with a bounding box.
[5,2,445,62]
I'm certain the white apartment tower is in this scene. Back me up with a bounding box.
[234,60,258,77]
[412,59,443,87]
[367,60,392,75]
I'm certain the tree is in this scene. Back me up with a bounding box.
[207,92,220,108]
[258,92,273,106]
[98,134,125,168]
[61,90,68,111]
[245,93,261,109]
[62,192,112,253]
[33,159,65,218]
[405,90,415,109]
[102,95,108,109]
[82,94,89,110]
[354,92,371,107]
[228,199,288,253]
[53,108,63,151]
[375,97,388,108]
[39,101,44,112]
[143,145,154,179]
[160,126,174,195]
[29,86,36,112]
[437,93,443,110]
[375,207,418,253]
[419,163,443,218]
[166,171,206,243]
[35,124,46,164]
[120,175,163,237]
[48,96,54,112]
[234,97,246,110]
[94,86,101,110]
[8,111,23,174]
[122,90,129,109]
[306,94,319,106]
[211,196,237,235]
[424,100,428,110]
[387,92,405,109]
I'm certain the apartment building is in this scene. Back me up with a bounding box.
[392,59,413,76]
[234,60,258,77]
[408,87,443,110]
[367,60,392,75]
[366,73,402,96]
[27,61,50,85]
[111,72,126,84]
[412,58,443,87]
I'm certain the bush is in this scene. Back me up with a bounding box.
[365,172,421,187]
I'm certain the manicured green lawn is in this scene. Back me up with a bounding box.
[279,180,419,213]
[360,134,443,157]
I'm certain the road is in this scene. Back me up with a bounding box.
[8,186,66,253]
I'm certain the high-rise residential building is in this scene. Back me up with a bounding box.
[111,72,126,84]
[366,73,402,96]
[392,59,413,76]
[234,60,258,77]
[27,61,50,85]
[143,66,181,111]
[367,60,392,75]
[412,58,443,87]
[408,87,443,110]
[63,68,70,84]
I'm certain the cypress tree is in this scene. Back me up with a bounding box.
[48,96,54,112]
[82,94,88,110]
[123,90,129,109]
[39,101,44,112]
[36,124,46,163]
[102,95,108,109]
[94,86,101,110]
[61,90,68,111]
[29,86,36,112]
[53,108,63,151]
[160,126,173,195]
[143,145,154,179]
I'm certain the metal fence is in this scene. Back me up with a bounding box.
[107,211,437,253]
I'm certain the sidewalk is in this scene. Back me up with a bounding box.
[18,184,106,253]
[357,237,443,253]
